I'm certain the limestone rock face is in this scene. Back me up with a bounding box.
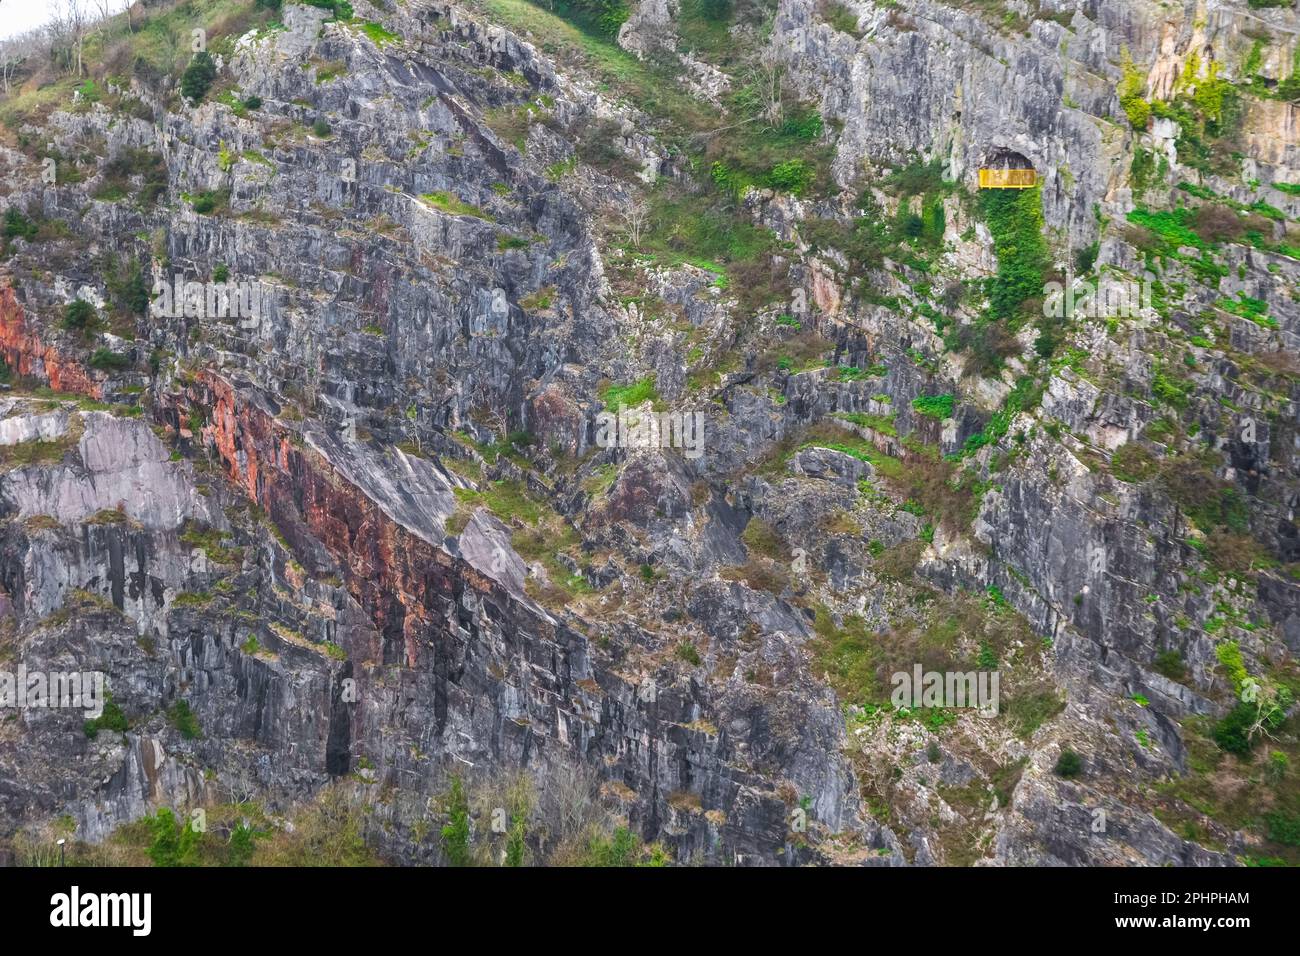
[458,508,530,599]
[0,0,1296,867]
[619,0,679,58]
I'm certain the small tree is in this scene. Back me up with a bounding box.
[1213,686,1291,755]
[63,298,95,330]
[619,197,649,250]
[751,46,784,126]
[180,51,217,103]
[0,42,25,95]
[61,0,88,78]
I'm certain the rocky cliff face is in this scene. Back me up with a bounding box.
[0,0,1297,866]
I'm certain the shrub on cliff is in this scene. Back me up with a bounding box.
[1158,453,1250,534]
[580,826,668,866]
[3,208,38,240]
[1265,810,1300,847]
[950,319,1021,378]
[1213,697,1288,755]
[83,694,129,739]
[101,148,167,207]
[106,257,151,315]
[89,349,130,371]
[189,189,229,215]
[766,158,815,195]
[1153,649,1187,683]
[1279,63,1300,103]
[180,51,217,104]
[1053,750,1082,778]
[63,299,96,330]
[247,788,376,866]
[1213,702,1258,755]
[1204,531,1267,576]
[1111,443,1157,483]
[146,808,201,867]
[911,394,954,420]
[440,776,471,866]
[167,699,202,739]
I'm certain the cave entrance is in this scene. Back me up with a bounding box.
[978,148,1037,189]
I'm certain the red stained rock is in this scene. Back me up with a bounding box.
[169,371,522,672]
[529,383,585,456]
[0,285,103,399]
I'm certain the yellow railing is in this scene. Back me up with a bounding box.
[979,168,1037,189]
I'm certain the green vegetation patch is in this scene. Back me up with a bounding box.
[599,377,659,408]
[979,184,1050,322]
[356,21,401,45]
[420,191,491,220]
[911,394,954,420]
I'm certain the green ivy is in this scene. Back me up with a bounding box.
[979,185,1049,322]
[1117,50,1151,128]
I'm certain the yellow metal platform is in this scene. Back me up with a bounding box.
[979,168,1037,188]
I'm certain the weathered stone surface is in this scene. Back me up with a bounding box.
[0,0,1296,868]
